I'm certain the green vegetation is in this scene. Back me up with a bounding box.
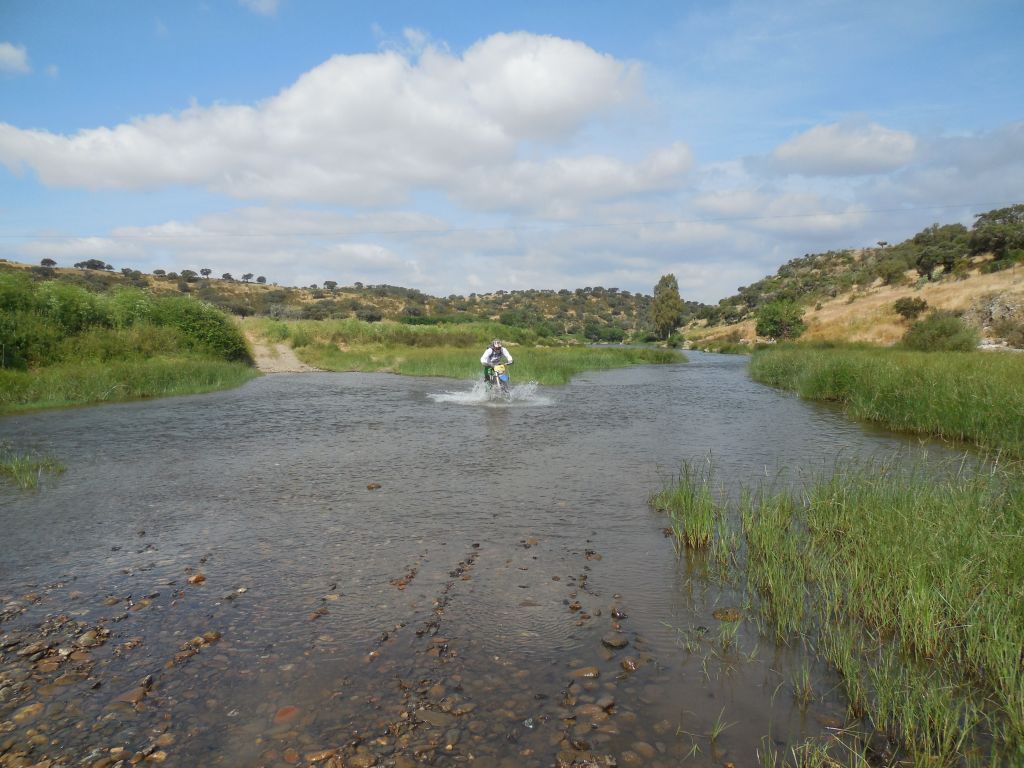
[893,296,928,320]
[654,459,1024,764]
[0,442,65,489]
[749,345,1024,456]
[900,310,980,352]
[0,269,257,413]
[649,460,721,548]
[651,273,685,340]
[248,316,683,384]
[754,299,806,341]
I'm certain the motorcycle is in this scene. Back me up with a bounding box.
[484,362,512,399]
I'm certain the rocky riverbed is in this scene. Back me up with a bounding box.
[1,531,760,768]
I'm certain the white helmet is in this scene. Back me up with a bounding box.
[491,339,502,349]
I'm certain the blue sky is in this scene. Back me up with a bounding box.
[1,0,1022,302]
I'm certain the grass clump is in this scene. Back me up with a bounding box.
[650,460,723,548]
[0,442,65,489]
[901,310,980,351]
[749,345,1024,456]
[693,458,1024,764]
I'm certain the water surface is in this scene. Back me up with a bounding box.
[0,353,953,765]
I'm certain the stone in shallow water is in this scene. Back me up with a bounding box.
[556,750,618,767]
[600,632,629,649]
[415,708,456,727]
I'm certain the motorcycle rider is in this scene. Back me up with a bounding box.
[480,339,513,383]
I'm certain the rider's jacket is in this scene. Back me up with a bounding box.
[480,346,513,366]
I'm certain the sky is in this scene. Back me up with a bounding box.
[1,1,1022,303]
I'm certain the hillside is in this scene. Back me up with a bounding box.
[686,263,1024,348]
[1,260,703,344]
[687,203,1024,348]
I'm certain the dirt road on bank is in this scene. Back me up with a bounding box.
[246,334,322,373]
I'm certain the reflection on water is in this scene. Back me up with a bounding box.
[0,353,956,765]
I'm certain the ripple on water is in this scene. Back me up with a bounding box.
[428,380,554,407]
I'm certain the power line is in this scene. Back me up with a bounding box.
[0,200,1017,241]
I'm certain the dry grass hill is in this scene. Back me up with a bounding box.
[686,259,1024,348]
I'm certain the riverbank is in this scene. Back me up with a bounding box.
[0,272,258,415]
[749,344,1024,457]
[243,317,684,384]
[652,458,1024,765]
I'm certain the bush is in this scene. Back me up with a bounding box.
[893,297,928,321]
[901,311,979,352]
[150,297,252,362]
[37,281,110,334]
[755,300,806,340]
[990,317,1024,349]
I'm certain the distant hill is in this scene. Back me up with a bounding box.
[686,203,1024,348]
[8,203,1021,348]
[0,260,705,344]
[697,204,1024,326]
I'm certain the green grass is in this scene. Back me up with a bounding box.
[663,459,1024,764]
[750,345,1024,456]
[296,343,681,384]
[0,358,259,414]
[0,442,65,489]
[245,317,683,384]
[650,460,722,548]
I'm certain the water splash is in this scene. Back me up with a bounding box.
[429,380,553,407]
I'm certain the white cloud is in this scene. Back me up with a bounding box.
[769,121,917,176]
[451,142,693,214]
[0,33,642,209]
[0,42,31,75]
[239,0,279,16]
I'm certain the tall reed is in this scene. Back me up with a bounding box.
[735,459,1024,762]
[749,345,1024,456]
[0,359,258,414]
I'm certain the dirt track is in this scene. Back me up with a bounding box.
[246,334,321,373]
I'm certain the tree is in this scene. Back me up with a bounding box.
[256,276,267,284]
[241,273,253,283]
[893,297,928,321]
[756,300,806,341]
[915,248,938,280]
[651,274,684,340]
[74,259,112,271]
[221,273,233,281]
[153,269,166,277]
[324,280,338,292]
[200,268,212,278]
[180,269,199,282]
[877,259,908,286]
[40,258,57,268]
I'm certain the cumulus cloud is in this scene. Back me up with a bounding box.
[0,42,31,75]
[0,33,642,208]
[451,142,693,214]
[769,121,917,176]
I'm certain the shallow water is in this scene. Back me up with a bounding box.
[0,353,954,766]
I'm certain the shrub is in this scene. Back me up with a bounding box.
[893,297,928,321]
[37,281,110,334]
[756,300,806,340]
[901,311,979,352]
[150,297,252,362]
[990,317,1024,349]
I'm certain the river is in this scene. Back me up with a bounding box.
[0,353,951,766]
